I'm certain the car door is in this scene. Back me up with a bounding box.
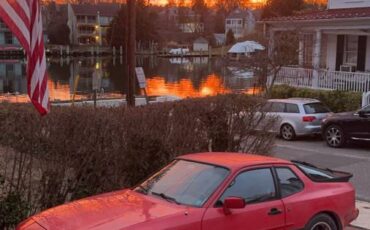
[202,167,286,230]
[270,102,285,132]
[274,166,307,230]
[356,105,370,139]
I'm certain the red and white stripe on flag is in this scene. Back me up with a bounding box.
[0,0,49,115]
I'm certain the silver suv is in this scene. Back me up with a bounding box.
[265,98,332,140]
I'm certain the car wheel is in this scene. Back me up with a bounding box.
[280,124,296,141]
[325,125,346,148]
[305,214,337,230]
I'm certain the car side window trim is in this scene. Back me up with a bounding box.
[272,166,305,199]
[214,167,279,207]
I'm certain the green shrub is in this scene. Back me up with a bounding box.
[0,95,276,226]
[270,85,362,112]
[0,192,30,229]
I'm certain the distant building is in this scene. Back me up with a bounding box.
[225,9,256,39]
[213,33,226,46]
[67,3,120,46]
[161,7,204,34]
[193,37,209,52]
[0,19,20,49]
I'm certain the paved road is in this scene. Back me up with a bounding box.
[272,137,370,202]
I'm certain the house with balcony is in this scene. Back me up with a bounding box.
[67,3,120,46]
[262,0,370,93]
[225,9,256,39]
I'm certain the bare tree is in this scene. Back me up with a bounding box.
[244,32,299,96]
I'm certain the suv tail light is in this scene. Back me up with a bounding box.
[302,116,316,122]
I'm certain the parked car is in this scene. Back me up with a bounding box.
[17,153,358,230]
[322,104,370,148]
[264,98,332,140]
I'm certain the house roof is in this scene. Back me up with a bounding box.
[194,37,208,44]
[71,3,120,17]
[263,7,370,23]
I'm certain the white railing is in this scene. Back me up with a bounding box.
[274,67,370,93]
[318,70,370,92]
[274,67,313,88]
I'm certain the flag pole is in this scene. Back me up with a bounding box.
[127,0,136,107]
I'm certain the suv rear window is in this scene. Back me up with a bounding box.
[303,103,330,114]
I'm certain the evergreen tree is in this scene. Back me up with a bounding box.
[226,29,235,45]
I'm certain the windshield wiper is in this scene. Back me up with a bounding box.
[151,192,180,205]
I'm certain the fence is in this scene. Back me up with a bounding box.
[274,67,370,93]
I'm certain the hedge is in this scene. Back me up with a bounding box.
[270,85,363,113]
[0,94,276,228]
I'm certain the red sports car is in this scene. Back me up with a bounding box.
[17,153,358,230]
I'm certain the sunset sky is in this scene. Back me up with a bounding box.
[52,0,326,7]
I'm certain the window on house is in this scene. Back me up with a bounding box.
[4,32,13,44]
[343,35,358,66]
[226,20,231,25]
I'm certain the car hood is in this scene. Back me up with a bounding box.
[24,190,188,230]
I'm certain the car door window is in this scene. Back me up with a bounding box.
[285,103,300,113]
[271,103,285,113]
[275,167,304,198]
[219,168,276,204]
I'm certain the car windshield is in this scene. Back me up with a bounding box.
[134,160,229,207]
[304,103,331,114]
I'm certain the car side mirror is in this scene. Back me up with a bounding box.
[223,197,245,215]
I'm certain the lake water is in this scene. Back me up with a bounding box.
[0,56,259,103]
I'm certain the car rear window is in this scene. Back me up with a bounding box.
[303,103,330,114]
[293,161,352,182]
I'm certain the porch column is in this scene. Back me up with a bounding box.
[312,30,322,88]
[268,29,275,59]
[298,34,304,67]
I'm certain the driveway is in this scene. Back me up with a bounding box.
[272,137,370,202]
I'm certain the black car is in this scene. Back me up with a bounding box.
[322,105,370,148]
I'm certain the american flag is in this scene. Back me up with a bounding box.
[0,0,49,115]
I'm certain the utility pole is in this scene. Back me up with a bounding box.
[127,0,136,106]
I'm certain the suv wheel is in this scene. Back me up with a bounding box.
[305,214,337,230]
[325,125,346,148]
[280,124,296,141]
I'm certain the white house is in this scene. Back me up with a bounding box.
[262,0,370,93]
[225,9,256,39]
[193,37,209,52]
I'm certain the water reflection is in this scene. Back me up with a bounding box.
[0,56,258,103]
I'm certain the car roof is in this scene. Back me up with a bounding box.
[268,98,320,104]
[178,152,290,170]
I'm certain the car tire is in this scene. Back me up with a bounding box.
[325,125,346,148]
[305,214,338,230]
[280,124,296,141]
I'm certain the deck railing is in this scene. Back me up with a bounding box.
[275,67,313,88]
[274,67,370,93]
